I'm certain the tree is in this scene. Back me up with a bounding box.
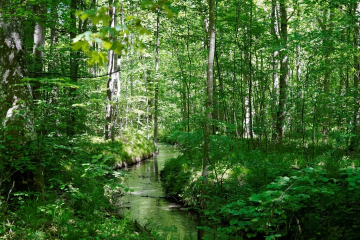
[153,11,160,141]
[0,0,37,191]
[351,2,360,150]
[200,0,215,237]
[104,0,119,141]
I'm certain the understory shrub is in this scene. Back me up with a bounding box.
[0,133,158,240]
[160,131,360,239]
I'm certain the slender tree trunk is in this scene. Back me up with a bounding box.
[248,2,254,148]
[145,68,150,140]
[49,3,59,73]
[276,0,288,144]
[317,9,334,138]
[104,0,118,141]
[215,50,225,125]
[33,4,46,74]
[154,12,160,141]
[68,0,79,136]
[116,2,123,136]
[199,0,215,238]
[350,2,360,150]
[185,9,192,133]
[271,0,280,142]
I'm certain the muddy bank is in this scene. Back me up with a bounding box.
[113,150,159,169]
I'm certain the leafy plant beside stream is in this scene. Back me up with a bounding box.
[0,133,158,239]
[160,132,360,239]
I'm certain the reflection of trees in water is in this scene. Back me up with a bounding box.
[121,146,198,240]
[154,157,159,181]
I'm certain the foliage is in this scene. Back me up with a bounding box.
[0,134,157,239]
[2,0,360,238]
[160,130,360,239]
[84,131,156,168]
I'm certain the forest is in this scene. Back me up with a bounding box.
[1,0,360,239]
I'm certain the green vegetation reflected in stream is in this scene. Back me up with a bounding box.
[121,144,199,240]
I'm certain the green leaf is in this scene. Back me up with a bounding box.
[72,41,84,51]
[164,5,174,18]
[139,28,151,35]
[90,16,100,25]
[80,13,89,20]
[75,10,83,16]
[103,41,112,50]
[72,41,90,52]
[126,16,134,21]
[249,194,262,203]
[230,219,238,225]
[112,42,124,55]
[103,155,114,162]
[87,50,108,66]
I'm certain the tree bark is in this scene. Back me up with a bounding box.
[200,0,215,238]
[350,2,360,150]
[271,0,280,142]
[0,2,34,144]
[0,0,38,191]
[68,0,79,136]
[104,0,118,141]
[154,12,160,141]
[276,0,288,144]
[33,4,46,75]
[248,2,254,147]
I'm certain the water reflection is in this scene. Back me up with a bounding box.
[120,144,199,240]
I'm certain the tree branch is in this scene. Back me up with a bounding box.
[28,70,121,79]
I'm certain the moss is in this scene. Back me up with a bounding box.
[85,133,156,169]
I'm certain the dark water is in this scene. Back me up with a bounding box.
[120,144,199,240]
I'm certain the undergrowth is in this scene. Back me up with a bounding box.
[160,131,360,239]
[0,132,158,239]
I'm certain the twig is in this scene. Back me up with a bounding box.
[151,0,167,11]
[28,70,121,79]
[276,179,298,202]
[6,181,15,204]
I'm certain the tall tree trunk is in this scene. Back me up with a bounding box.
[215,49,226,125]
[0,2,34,144]
[49,1,59,72]
[104,0,118,141]
[276,0,288,144]
[116,2,123,136]
[200,0,215,238]
[0,1,38,191]
[350,2,360,150]
[154,12,160,141]
[33,4,46,75]
[271,0,280,142]
[68,0,79,136]
[317,9,334,138]
[248,2,254,148]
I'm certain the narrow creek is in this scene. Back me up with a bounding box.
[120,144,199,239]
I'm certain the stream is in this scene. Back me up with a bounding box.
[120,144,199,240]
